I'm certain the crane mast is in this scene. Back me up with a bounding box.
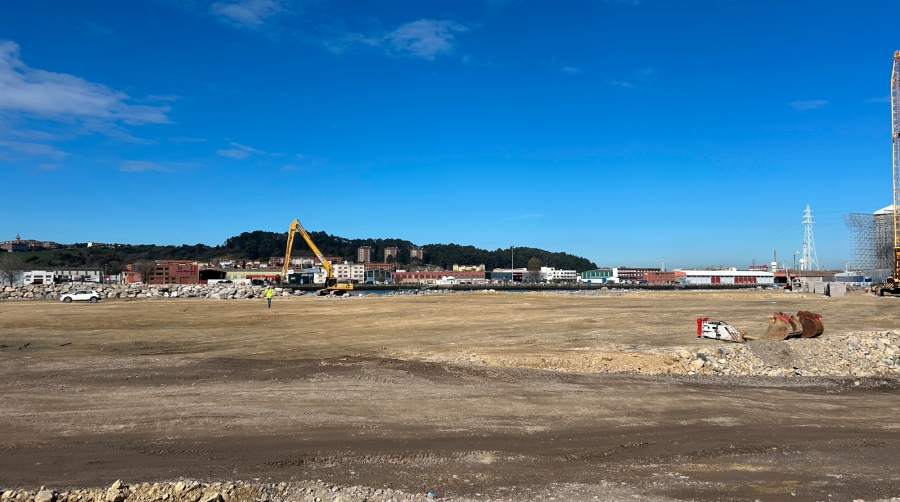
[892,50,900,280]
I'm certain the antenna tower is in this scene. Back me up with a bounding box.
[801,205,819,271]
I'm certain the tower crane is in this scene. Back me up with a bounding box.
[882,50,900,295]
[281,219,354,296]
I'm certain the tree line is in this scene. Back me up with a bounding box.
[1,230,598,276]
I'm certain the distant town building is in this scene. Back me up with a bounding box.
[392,270,485,284]
[332,263,365,282]
[642,271,686,284]
[384,246,399,263]
[364,263,394,272]
[580,268,614,284]
[0,233,28,252]
[615,267,661,281]
[54,269,103,283]
[151,261,200,285]
[23,271,54,285]
[676,268,775,285]
[540,267,577,282]
[357,246,374,263]
[409,247,424,260]
[453,264,485,272]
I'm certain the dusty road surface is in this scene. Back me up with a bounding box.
[1,291,899,501]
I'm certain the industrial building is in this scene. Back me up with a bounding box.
[151,261,200,285]
[615,267,661,281]
[676,269,775,285]
[875,205,895,270]
[392,270,485,284]
[844,205,896,272]
[579,269,614,284]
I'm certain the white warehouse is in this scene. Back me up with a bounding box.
[677,268,775,285]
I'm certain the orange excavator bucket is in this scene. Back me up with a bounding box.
[796,311,824,338]
[751,312,804,340]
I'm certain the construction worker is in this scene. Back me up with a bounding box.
[264,285,275,308]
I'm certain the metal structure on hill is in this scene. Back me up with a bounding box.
[801,205,819,271]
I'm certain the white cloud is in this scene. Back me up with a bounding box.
[37,163,62,170]
[120,160,171,172]
[147,94,180,102]
[791,100,829,111]
[610,80,634,88]
[562,66,582,74]
[386,19,468,60]
[0,140,68,159]
[209,0,281,28]
[0,40,170,125]
[865,95,890,103]
[170,136,207,143]
[216,141,265,159]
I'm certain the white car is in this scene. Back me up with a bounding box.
[60,290,101,303]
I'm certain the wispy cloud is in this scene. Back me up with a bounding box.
[216,141,265,159]
[386,19,468,60]
[147,94,180,102]
[865,95,890,103]
[120,160,172,172]
[0,41,170,126]
[610,80,634,88]
[209,0,281,28]
[790,100,829,111]
[562,66,582,75]
[37,163,62,170]
[0,140,68,159]
[169,136,206,144]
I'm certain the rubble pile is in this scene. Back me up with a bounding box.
[0,284,306,301]
[673,331,900,377]
[0,480,452,502]
[460,331,900,378]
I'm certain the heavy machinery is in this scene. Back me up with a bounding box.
[696,318,745,343]
[698,311,824,343]
[881,50,900,296]
[281,219,354,297]
[744,311,824,341]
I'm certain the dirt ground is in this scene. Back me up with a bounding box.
[1,290,899,501]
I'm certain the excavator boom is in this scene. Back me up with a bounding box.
[281,219,352,296]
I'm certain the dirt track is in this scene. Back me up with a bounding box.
[1,291,899,501]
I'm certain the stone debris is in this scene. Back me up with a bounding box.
[452,331,900,378]
[0,284,312,301]
[0,480,490,502]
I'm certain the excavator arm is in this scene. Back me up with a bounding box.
[281,219,351,295]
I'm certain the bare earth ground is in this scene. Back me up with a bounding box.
[1,290,899,501]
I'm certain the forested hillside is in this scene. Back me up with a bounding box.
[9,231,597,273]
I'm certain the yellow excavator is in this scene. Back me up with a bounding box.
[281,219,354,297]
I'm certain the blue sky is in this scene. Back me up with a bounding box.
[1,0,898,269]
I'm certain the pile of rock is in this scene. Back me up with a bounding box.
[1,479,452,502]
[672,331,900,377]
[0,284,307,301]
